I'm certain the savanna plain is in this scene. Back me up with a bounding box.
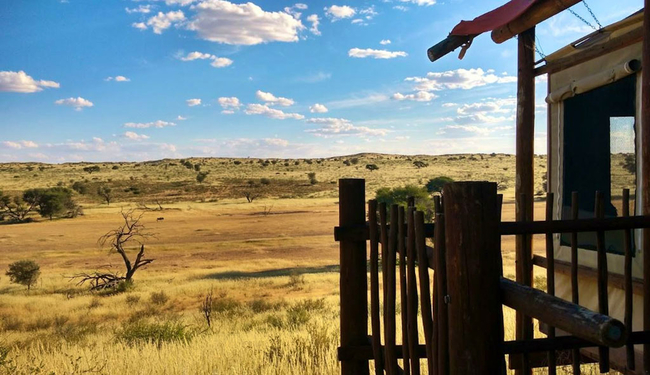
[0,153,628,374]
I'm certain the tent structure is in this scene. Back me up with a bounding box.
[429,1,650,374]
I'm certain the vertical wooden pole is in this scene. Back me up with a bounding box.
[407,207,421,375]
[545,193,556,374]
[515,26,536,375]
[443,182,504,375]
[570,192,581,374]
[642,3,650,373]
[398,206,411,375]
[414,211,435,375]
[339,179,369,375]
[434,196,449,375]
[368,200,384,375]
[385,205,399,374]
[623,189,635,371]
[595,191,610,372]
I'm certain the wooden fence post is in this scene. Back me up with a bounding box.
[443,182,504,375]
[339,179,370,375]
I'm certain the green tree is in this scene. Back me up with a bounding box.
[366,164,379,172]
[38,187,75,220]
[307,172,317,185]
[71,181,88,194]
[83,166,100,174]
[375,185,434,222]
[6,260,40,290]
[413,160,429,169]
[0,191,38,222]
[196,172,209,183]
[97,186,112,205]
[425,176,454,193]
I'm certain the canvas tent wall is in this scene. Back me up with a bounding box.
[546,10,645,370]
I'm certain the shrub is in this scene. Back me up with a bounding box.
[365,164,379,172]
[233,160,242,165]
[115,321,195,346]
[425,176,454,193]
[212,296,243,315]
[375,185,434,222]
[307,172,317,185]
[196,172,209,183]
[149,291,169,305]
[6,260,40,290]
[260,178,271,185]
[343,160,351,166]
[288,272,305,290]
[125,294,141,306]
[71,181,88,194]
[350,158,359,165]
[413,161,428,169]
[83,166,100,174]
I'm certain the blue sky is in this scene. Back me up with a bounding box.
[0,0,643,162]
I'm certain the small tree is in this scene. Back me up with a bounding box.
[413,161,429,169]
[196,172,209,183]
[83,166,100,174]
[71,181,88,195]
[366,164,379,172]
[307,172,317,185]
[38,188,75,220]
[97,186,112,205]
[425,176,454,193]
[6,260,40,290]
[0,191,37,222]
[375,185,434,222]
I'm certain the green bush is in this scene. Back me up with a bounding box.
[375,185,434,222]
[6,260,40,290]
[149,291,169,305]
[425,176,454,193]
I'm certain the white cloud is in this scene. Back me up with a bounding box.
[255,90,294,106]
[244,104,304,120]
[221,110,235,115]
[187,98,202,106]
[0,71,60,93]
[295,71,330,83]
[309,103,328,113]
[399,0,436,5]
[125,5,152,14]
[105,75,130,82]
[123,131,150,141]
[380,39,391,45]
[166,0,195,5]
[307,14,321,35]
[359,6,377,20]
[1,140,38,149]
[305,117,388,138]
[124,120,176,128]
[145,10,185,34]
[456,98,516,115]
[405,68,516,91]
[392,91,437,102]
[132,22,148,30]
[177,115,187,120]
[178,51,233,68]
[188,0,305,45]
[218,96,241,109]
[348,48,407,59]
[442,102,458,107]
[54,97,94,111]
[325,5,356,21]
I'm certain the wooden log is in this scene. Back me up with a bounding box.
[427,35,474,62]
[398,206,410,375]
[406,207,421,375]
[501,278,626,348]
[595,192,609,372]
[385,205,399,374]
[443,182,504,375]
[535,27,643,76]
[434,196,449,375]
[414,211,434,375]
[515,26,536,375]
[623,189,635,370]
[491,0,582,43]
[642,3,650,372]
[339,179,370,375]
[545,193,556,374]
[368,200,384,375]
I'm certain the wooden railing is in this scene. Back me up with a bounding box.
[335,179,650,375]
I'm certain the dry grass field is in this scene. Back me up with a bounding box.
[0,153,626,374]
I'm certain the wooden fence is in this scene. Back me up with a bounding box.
[335,179,650,375]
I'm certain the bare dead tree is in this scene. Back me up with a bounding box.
[201,289,213,328]
[98,209,154,282]
[71,271,124,291]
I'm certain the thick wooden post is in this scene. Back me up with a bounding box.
[443,182,504,375]
[515,26,536,375]
[642,2,650,373]
[339,179,369,375]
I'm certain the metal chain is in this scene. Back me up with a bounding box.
[581,0,602,29]
[515,34,547,61]
[556,0,601,31]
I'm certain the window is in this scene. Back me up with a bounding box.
[560,75,636,255]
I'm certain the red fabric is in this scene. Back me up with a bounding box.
[450,0,538,36]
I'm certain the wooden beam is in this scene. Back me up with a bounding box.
[338,179,369,375]
[444,182,504,375]
[427,34,474,62]
[535,26,643,76]
[642,2,650,373]
[492,0,582,44]
[515,26,536,375]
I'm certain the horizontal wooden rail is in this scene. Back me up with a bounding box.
[338,331,650,361]
[334,215,650,241]
[532,255,644,295]
[501,278,626,347]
